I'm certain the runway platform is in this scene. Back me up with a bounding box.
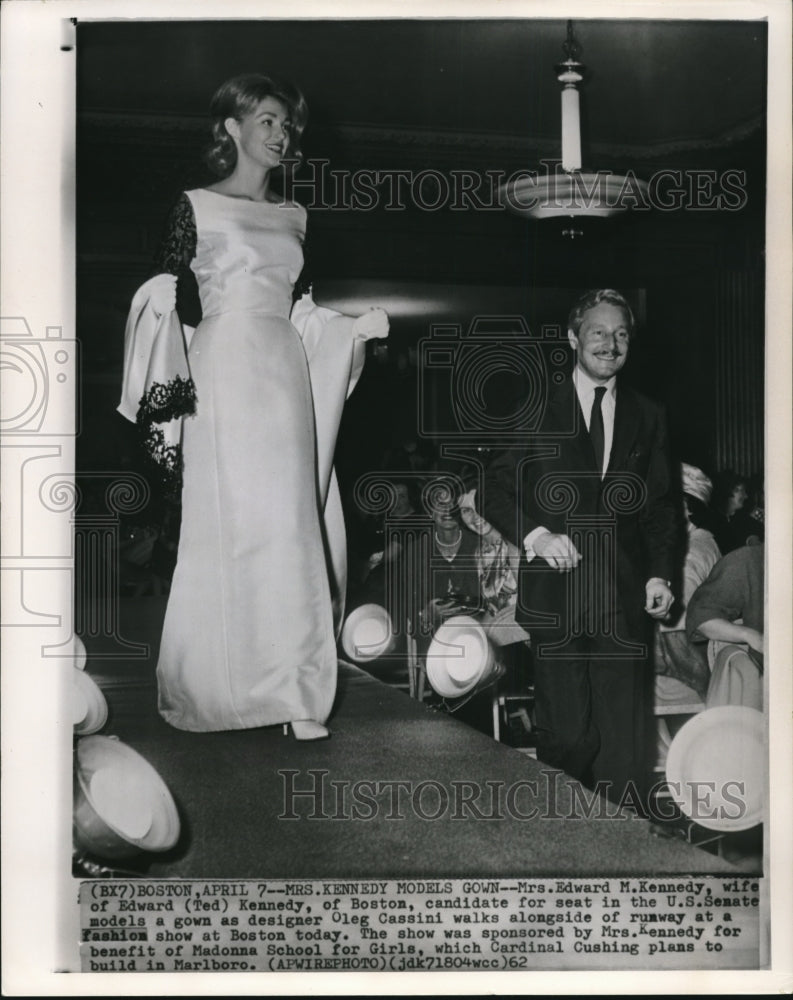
[77,597,736,879]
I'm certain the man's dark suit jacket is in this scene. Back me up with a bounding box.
[482,375,681,651]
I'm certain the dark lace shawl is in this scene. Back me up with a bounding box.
[140,194,199,497]
[141,193,311,495]
[154,193,198,278]
[292,235,313,304]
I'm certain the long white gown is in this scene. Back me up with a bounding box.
[119,188,364,731]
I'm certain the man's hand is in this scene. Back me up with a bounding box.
[532,532,581,572]
[645,578,674,619]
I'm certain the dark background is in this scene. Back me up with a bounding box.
[75,18,766,507]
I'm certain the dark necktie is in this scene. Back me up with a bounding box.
[590,386,607,476]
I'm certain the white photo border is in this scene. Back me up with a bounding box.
[1,0,791,994]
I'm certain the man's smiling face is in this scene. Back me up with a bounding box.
[568,302,631,384]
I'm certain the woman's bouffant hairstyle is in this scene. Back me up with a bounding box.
[203,73,308,178]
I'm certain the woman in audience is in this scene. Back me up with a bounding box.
[655,463,721,700]
[710,469,750,554]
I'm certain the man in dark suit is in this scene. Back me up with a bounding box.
[482,289,680,805]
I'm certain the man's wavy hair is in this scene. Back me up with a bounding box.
[203,73,308,178]
[567,289,636,338]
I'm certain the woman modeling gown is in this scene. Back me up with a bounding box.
[118,75,387,734]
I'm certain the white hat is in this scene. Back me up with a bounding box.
[665,705,764,831]
[425,616,502,698]
[341,604,396,662]
[681,463,713,505]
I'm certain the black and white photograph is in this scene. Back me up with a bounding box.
[1,0,791,993]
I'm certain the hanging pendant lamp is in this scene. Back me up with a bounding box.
[500,21,649,236]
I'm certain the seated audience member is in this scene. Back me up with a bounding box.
[727,473,765,548]
[655,464,722,700]
[392,479,531,673]
[686,542,764,710]
[398,477,527,638]
[710,470,750,555]
[400,482,484,638]
[457,489,526,642]
[390,480,532,716]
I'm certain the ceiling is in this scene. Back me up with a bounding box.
[75,15,768,340]
[77,18,767,161]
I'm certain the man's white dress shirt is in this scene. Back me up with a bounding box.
[524,366,617,558]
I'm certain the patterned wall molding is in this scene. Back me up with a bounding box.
[78,110,765,166]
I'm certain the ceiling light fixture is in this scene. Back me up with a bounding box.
[500,20,649,237]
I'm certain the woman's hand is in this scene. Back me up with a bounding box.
[697,617,764,654]
[352,308,389,341]
[740,626,764,654]
[149,274,178,317]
